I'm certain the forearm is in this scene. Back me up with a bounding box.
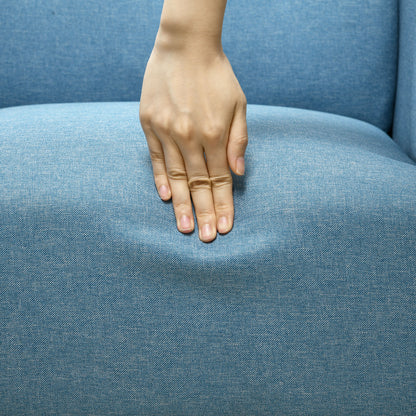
[155,0,227,52]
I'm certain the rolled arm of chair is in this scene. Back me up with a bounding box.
[393,0,416,161]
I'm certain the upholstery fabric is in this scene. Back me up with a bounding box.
[0,0,398,132]
[1,102,415,415]
[393,0,416,161]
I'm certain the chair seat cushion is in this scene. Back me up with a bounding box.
[1,102,415,414]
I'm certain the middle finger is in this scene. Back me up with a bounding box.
[180,145,218,243]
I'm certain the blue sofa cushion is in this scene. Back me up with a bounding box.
[0,0,398,132]
[1,102,415,414]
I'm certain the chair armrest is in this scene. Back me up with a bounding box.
[393,0,416,161]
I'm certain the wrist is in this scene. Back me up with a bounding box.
[155,20,223,55]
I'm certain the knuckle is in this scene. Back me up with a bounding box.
[172,114,194,140]
[233,134,249,146]
[167,167,188,182]
[139,103,150,117]
[196,210,216,223]
[202,122,224,142]
[188,176,212,192]
[148,147,164,162]
[154,173,167,182]
[139,108,152,129]
[210,174,233,189]
[152,111,172,134]
[215,201,234,215]
[174,201,191,213]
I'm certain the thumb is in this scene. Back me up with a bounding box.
[227,99,248,175]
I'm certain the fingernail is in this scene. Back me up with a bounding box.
[180,215,192,231]
[159,185,170,200]
[201,223,214,241]
[218,216,229,233]
[236,157,245,175]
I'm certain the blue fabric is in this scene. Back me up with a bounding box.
[1,102,415,415]
[0,0,397,132]
[223,0,398,133]
[392,0,416,161]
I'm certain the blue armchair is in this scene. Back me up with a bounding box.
[1,0,415,414]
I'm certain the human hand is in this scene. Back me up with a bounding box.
[139,38,248,243]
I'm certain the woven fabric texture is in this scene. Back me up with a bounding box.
[393,0,416,161]
[0,0,398,132]
[1,102,415,415]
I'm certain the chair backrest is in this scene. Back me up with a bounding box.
[0,0,398,133]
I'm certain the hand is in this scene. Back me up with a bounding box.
[139,40,248,243]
